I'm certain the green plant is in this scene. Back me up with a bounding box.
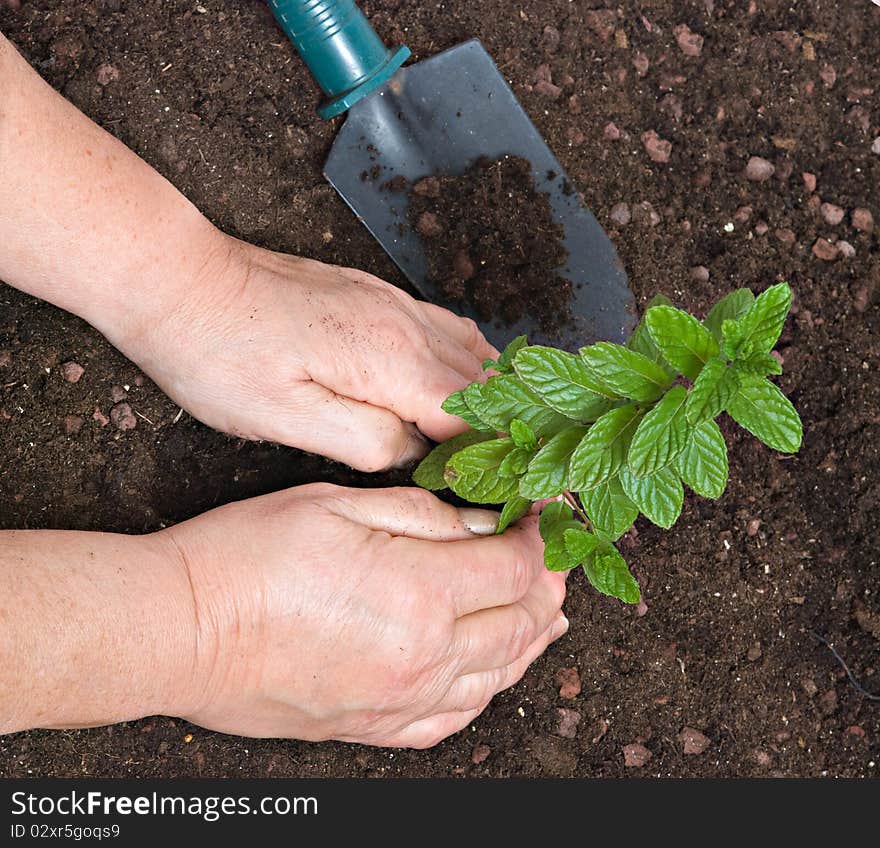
[414,283,802,604]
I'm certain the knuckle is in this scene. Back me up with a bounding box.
[508,551,535,601]
[506,607,538,660]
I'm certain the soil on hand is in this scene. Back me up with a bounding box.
[1,0,879,779]
[408,155,573,334]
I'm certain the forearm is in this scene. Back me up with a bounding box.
[0,33,226,353]
[0,529,197,733]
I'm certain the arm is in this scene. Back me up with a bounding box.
[0,529,196,732]
[0,32,220,352]
[1,487,567,746]
[0,32,496,471]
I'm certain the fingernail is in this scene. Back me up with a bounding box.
[551,615,570,640]
[459,508,500,536]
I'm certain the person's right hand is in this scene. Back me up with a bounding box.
[161,484,568,748]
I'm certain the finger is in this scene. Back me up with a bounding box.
[319,486,501,540]
[271,381,428,472]
[424,331,485,384]
[397,513,546,616]
[440,614,569,713]
[451,570,567,674]
[418,302,500,362]
[386,706,487,750]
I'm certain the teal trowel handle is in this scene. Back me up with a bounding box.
[267,0,410,119]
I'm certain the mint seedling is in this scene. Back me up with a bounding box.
[414,283,802,605]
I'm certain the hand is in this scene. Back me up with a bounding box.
[127,236,496,471]
[163,484,568,748]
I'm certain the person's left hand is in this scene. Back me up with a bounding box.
[124,236,497,471]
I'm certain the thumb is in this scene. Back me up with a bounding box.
[320,486,501,540]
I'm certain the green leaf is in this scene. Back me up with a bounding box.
[441,390,492,431]
[627,294,676,377]
[509,418,537,451]
[568,405,643,491]
[539,501,585,572]
[675,419,729,499]
[445,438,520,504]
[729,282,792,357]
[412,429,496,490]
[726,374,802,453]
[539,500,573,538]
[563,527,601,562]
[646,305,720,380]
[579,477,639,541]
[703,288,755,342]
[578,477,639,540]
[519,425,589,499]
[496,496,532,534]
[685,356,739,425]
[736,351,783,377]
[464,375,568,438]
[514,346,621,420]
[619,465,684,529]
[583,544,641,604]
[496,335,528,372]
[627,386,690,477]
[498,446,534,478]
[580,342,674,402]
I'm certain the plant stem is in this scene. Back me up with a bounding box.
[563,490,591,526]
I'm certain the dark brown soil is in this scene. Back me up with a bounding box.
[1,0,879,778]
[408,155,573,333]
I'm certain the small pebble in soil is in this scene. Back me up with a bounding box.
[633,201,660,227]
[837,241,855,259]
[744,156,775,181]
[0,350,11,368]
[691,266,710,283]
[534,79,562,99]
[555,666,581,700]
[641,130,672,163]
[603,122,621,141]
[61,361,85,383]
[471,743,491,765]
[96,64,120,86]
[873,137,880,155]
[819,689,838,716]
[754,221,769,236]
[775,228,796,247]
[812,238,839,261]
[820,202,844,225]
[63,415,84,435]
[610,202,631,225]
[754,750,772,767]
[110,385,128,403]
[110,402,137,431]
[854,286,870,313]
[555,708,580,739]
[412,176,440,198]
[819,65,837,88]
[416,211,443,237]
[452,250,475,281]
[623,743,652,768]
[680,726,711,755]
[93,407,110,427]
[747,641,763,662]
[635,599,648,617]
[674,23,704,57]
[852,208,874,232]
[633,51,650,77]
[802,172,817,192]
[846,726,866,740]
[734,205,752,223]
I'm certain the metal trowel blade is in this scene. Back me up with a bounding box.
[324,39,635,351]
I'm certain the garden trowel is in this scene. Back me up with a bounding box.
[267,0,635,350]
